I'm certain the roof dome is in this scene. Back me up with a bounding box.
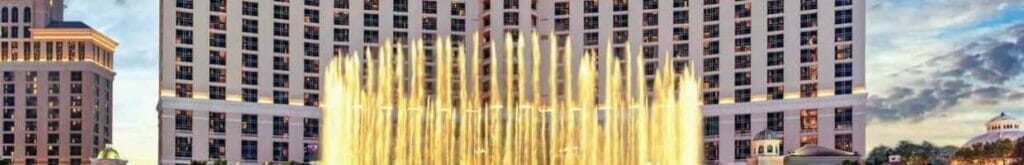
[789,145,856,157]
[96,144,120,160]
[964,112,1024,148]
[989,112,1017,123]
[754,130,782,141]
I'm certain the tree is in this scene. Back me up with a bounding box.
[868,140,959,165]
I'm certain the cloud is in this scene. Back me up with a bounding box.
[868,24,1024,122]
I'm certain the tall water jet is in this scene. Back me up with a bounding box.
[321,32,704,164]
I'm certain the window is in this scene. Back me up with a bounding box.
[175,66,193,80]
[452,19,466,31]
[242,114,258,135]
[735,55,750,69]
[274,116,289,136]
[613,15,628,28]
[274,5,289,20]
[735,140,751,159]
[643,13,658,26]
[209,86,226,100]
[424,1,437,14]
[836,10,853,24]
[613,31,628,43]
[735,114,751,135]
[273,74,289,88]
[768,86,784,100]
[304,26,320,40]
[836,107,853,129]
[208,15,225,29]
[176,12,193,27]
[801,135,818,146]
[305,93,320,107]
[767,52,784,66]
[703,74,719,89]
[801,14,818,28]
[242,19,258,33]
[364,30,379,43]
[305,42,320,57]
[242,71,258,85]
[210,112,226,133]
[836,81,853,95]
[704,117,719,137]
[242,36,258,51]
[273,40,289,53]
[703,58,719,72]
[801,31,818,46]
[241,54,258,69]
[273,91,288,104]
[175,110,192,131]
[735,3,751,18]
[273,142,289,161]
[584,0,598,13]
[304,118,320,138]
[767,0,784,14]
[836,0,853,6]
[768,17,784,32]
[801,65,818,81]
[703,8,719,22]
[209,139,226,159]
[735,72,750,86]
[210,50,226,65]
[334,28,349,42]
[704,24,719,38]
[674,0,689,8]
[672,27,689,41]
[242,140,258,160]
[334,12,349,25]
[836,27,853,42]
[801,0,817,10]
[703,91,718,105]
[767,112,784,132]
[423,17,437,30]
[209,33,226,48]
[305,0,319,6]
[801,109,818,132]
[835,134,853,152]
[175,30,193,45]
[836,44,853,59]
[673,11,688,24]
[705,141,719,161]
[175,137,192,158]
[242,88,257,102]
[305,77,320,90]
[585,33,599,46]
[176,0,193,9]
[175,47,193,63]
[555,18,570,31]
[242,2,258,16]
[768,69,784,83]
[801,49,817,63]
[210,0,226,12]
[643,29,658,42]
[613,0,628,11]
[768,34,784,49]
[735,89,751,103]
[736,21,751,35]
[735,38,751,52]
[673,44,689,57]
[643,0,657,9]
[836,63,853,78]
[452,2,466,16]
[703,41,719,55]
[555,2,569,15]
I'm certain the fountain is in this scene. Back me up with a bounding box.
[321,31,703,164]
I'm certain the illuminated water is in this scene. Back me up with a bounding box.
[321,32,703,164]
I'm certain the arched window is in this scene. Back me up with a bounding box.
[10,7,17,23]
[23,7,29,23]
[1,7,8,23]
[758,146,764,154]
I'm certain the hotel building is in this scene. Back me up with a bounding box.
[0,0,119,164]
[159,0,864,164]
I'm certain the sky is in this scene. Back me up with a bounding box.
[59,0,1024,163]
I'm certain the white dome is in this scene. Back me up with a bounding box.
[963,112,1024,148]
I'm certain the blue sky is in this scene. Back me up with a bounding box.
[62,0,1024,163]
